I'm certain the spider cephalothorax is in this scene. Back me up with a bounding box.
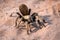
[10,4,47,34]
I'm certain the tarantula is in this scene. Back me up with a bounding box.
[10,4,47,34]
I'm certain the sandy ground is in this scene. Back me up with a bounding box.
[0,0,60,40]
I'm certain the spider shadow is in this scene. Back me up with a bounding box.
[30,15,52,33]
[42,15,52,25]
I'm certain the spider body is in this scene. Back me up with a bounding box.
[10,4,47,34]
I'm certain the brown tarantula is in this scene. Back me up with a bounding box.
[10,4,47,34]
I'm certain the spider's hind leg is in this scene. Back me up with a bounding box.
[37,19,46,29]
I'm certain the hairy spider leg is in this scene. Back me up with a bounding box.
[38,16,46,28]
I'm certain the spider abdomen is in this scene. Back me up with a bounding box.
[19,4,29,16]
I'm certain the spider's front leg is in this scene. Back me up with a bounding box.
[25,22,31,34]
[15,17,22,28]
[15,12,23,28]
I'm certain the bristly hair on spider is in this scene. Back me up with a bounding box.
[10,4,47,35]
